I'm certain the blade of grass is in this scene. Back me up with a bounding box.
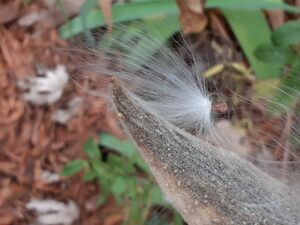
[269,56,300,114]
[79,0,98,45]
[205,0,300,13]
[59,0,178,39]
[221,9,281,79]
[112,15,180,64]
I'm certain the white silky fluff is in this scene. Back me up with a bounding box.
[86,25,300,191]
[89,26,213,135]
[81,25,300,215]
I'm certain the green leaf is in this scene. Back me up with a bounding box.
[98,14,180,71]
[96,195,106,205]
[221,9,282,79]
[124,15,180,64]
[107,154,135,174]
[268,57,300,114]
[99,132,150,173]
[79,0,98,45]
[124,178,138,199]
[80,0,98,16]
[146,211,169,225]
[99,133,136,157]
[112,177,127,195]
[83,137,101,159]
[150,186,164,205]
[254,44,294,63]
[61,159,86,176]
[91,160,106,177]
[272,21,300,47]
[59,0,178,39]
[83,170,98,181]
[172,212,184,225]
[206,0,300,13]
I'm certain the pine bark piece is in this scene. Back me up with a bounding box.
[111,79,300,225]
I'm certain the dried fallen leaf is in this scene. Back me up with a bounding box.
[18,65,69,105]
[18,10,49,27]
[267,10,284,29]
[40,170,60,183]
[52,97,83,124]
[26,199,80,225]
[176,0,207,34]
[99,0,113,32]
[43,0,85,16]
[0,213,15,225]
[0,28,34,79]
[0,98,24,125]
[0,162,17,177]
[184,0,204,13]
[209,11,231,42]
[0,0,20,25]
[104,213,123,225]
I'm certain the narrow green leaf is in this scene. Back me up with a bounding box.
[124,16,180,63]
[80,0,98,16]
[254,44,294,63]
[98,15,180,70]
[269,57,300,114]
[79,0,98,45]
[59,0,178,39]
[206,0,300,13]
[83,137,101,159]
[146,212,169,225]
[150,186,164,205]
[272,21,300,47]
[61,159,86,176]
[173,212,184,225]
[221,9,281,79]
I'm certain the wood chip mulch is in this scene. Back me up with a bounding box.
[0,1,124,224]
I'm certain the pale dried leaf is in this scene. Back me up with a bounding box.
[51,97,83,124]
[185,0,204,13]
[18,65,69,106]
[99,0,113,32]
[26,199,80,225]
[41,170,60,183]
[176,0,207,34]
[18,10,49,27]
[0,0,20,25]
[267,10,284,29]
[209,12,231,42]
[43,0,85,16]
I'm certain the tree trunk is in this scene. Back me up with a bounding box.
[111,79,300,225]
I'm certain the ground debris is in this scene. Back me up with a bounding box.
[18,65,69,106]
[0,2,122,224]
[26,199,80,225]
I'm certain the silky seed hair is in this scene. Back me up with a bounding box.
[85,25,214,135]
[77,24,300,205]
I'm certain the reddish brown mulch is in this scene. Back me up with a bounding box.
[0,1,124,224]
